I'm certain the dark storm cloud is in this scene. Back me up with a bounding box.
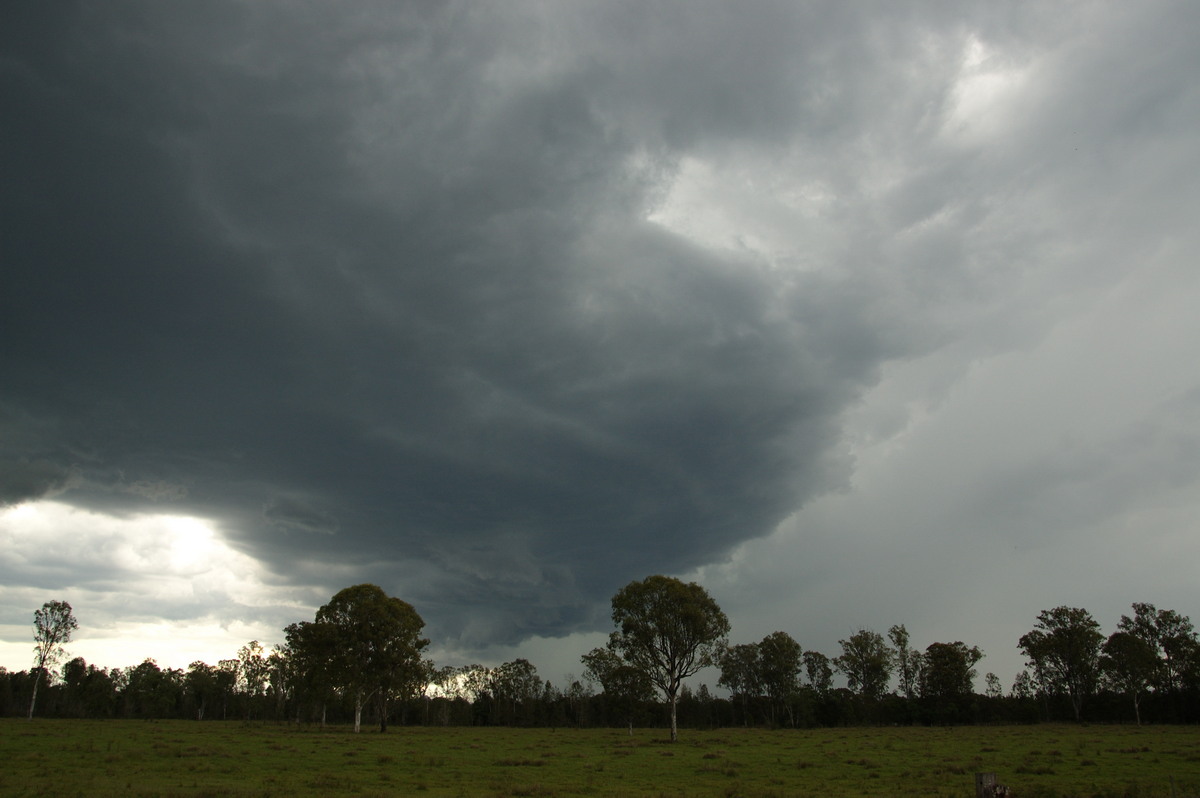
[1,1,1053,646]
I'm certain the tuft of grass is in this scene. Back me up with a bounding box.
[495,758,546,767]
[1016,764,1058,775]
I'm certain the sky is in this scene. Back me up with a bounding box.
[3,1,1199,691]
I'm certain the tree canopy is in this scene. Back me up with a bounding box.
[310,584,430,732]
[29,600,77,720]
[14,594,1200,729]
[1019,606,1103,722]
[608,575,729,741]
[835,628,894,702]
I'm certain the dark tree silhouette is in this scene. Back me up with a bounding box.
[28,600,77,720]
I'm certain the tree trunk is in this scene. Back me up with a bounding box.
[27,673,41,720]
[354,690,363,733]
[669,693,678,742]
[377,690,388,733]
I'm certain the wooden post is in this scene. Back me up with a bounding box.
[975,772,996,798]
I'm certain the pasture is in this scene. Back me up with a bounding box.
[2,720,1199,797]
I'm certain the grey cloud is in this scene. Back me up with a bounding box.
[121,480,188,502]
[3,2,894,648]
[263,496,338,536]
[0,458,75,507]
[6,1,1198,657]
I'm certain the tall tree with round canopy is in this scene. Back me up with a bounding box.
[1019,606,1103,722]
[315,584,429,732]
[608,575,729,742]
[835,628,895,701]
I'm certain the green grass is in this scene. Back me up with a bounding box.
[2,721,1200,797]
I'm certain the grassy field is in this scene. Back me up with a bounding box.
[2,721,1199,797]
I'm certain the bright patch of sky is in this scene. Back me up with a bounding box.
[944,35,1034,145]
[0,503,295,670]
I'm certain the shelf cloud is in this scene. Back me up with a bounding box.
[3,2,1199,677]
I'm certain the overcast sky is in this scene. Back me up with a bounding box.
[3,1,1199,690]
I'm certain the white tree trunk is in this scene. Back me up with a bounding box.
[27,674,41,721]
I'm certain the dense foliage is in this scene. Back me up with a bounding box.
[607,575,730,740]
[6,588,1200,730]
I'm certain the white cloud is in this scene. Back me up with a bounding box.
[0,502,305,670]
[943,35,1035,146]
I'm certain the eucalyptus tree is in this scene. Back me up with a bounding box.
[455,664,492,704]
[802,650,833,696]
[758,631,803,727]
[216,658,240,720]
[919,641,983,724]
[123,658,183,718]
[60,657,88,717]
[267,645,293,719]
[607,575,729,742]
[888,624,921,701]
[313,583,430,732]
[1116,603,1198,694]
[1011,669,1036,699]
[237,640,271,718]
[487,658,542,726]
[581,646,655,733]
[60,657,117,718]
[1018,606,1103,722]
[28,600,77,720]
[284,619,340,726]
[185,661,219,721]
[563,677,592,728]
[1101,630,1157,725]
[919,642,983,699]
[835,628,894,701]
[718,643,762,726]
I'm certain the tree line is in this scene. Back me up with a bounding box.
[8,579,1200,733]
